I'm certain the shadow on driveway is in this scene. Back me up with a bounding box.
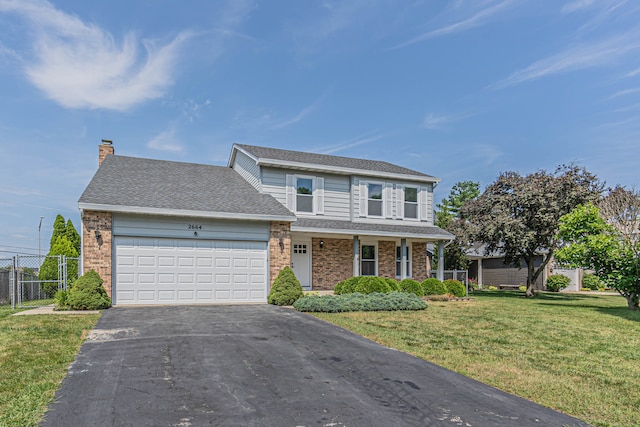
[42,305,588,426]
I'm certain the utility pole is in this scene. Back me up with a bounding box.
[38,216,44,267]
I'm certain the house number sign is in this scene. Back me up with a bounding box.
[188,224,202,230]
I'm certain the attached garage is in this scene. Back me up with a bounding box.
[111,215,270,305]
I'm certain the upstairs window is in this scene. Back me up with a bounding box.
[368,183,383,217]
[404,187,418,219]
[296,177,313,213]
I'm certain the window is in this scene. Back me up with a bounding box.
[404,187,418,219]
[396,246,411,277]
[296,177,313,213]
[361,245,376,276]
[368,183,383,217]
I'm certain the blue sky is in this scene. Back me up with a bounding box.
[1,0,639,256]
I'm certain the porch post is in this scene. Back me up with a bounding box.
[478,258,483,286]
[400,238,407,280]
[353,236,359,277]
[437,241,444,281]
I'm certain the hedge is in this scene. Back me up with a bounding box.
[293,292,428,313]
[546,274,571,292]
[398,279,424,296]
[443,279,466,297]
[268,266,304,305]
[422,278,447,295]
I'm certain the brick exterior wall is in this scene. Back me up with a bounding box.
[311,237,353,290]
[412,242,429,282]
[269,221,291,286]
[82,210,113,297]
[377,241,396,279]
[98,142,114,165]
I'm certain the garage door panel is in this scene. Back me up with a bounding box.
[114,237,267,305]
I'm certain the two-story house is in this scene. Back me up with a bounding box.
[79,141,453,305]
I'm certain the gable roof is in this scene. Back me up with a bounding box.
[78,155,295,221]
[232,144,439,184]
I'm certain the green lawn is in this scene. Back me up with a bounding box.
[0,305,100,426]
[312,291,640,427]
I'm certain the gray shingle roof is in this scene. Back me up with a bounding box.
[237,144,436,180]
[79,155,295,219]
[292,218,454,240]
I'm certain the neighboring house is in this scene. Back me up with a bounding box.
[79,141,453,305]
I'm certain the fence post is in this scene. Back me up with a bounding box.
[11,256,16,309]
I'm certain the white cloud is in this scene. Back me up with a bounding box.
[561,0,596,14]
[270,101,320,130]
[623,65,640,78]
[316,131,385,155]
[491,32,640,89]
[147,126,184,152]
[0,0,191,111]
[608,87,640,99]
[392,0,516,49]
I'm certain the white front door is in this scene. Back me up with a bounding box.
[291,241,311,290]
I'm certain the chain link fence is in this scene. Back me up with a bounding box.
[0,257,13,306]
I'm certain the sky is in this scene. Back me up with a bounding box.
[1,0,639,257]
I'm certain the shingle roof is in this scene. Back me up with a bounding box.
[79,155,295,219]
[292,218,454,240]
[236,144,437,180]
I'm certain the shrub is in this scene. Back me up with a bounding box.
[293,292,427,313]
[582,273,602,291]
[422,278,447,295]
[384,278,400,292]
[268,266,304,306]
[443,279,466,297]
[353,276,392,294]
[488,285,498,291]
[59,269,111,310]
[334,276,360,295]
[398,279,424,296]
[546,274,571,292]
[518,285,527,292]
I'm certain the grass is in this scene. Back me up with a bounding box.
[0,304,100,426]
[312,291,640,427]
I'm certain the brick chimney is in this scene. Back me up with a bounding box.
[98,139,114,166]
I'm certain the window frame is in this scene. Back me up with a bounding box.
[395,245,412,278]
[294,175,315,214]
[360,243,377,276]
[403,185,419,220]
[366,181,385,218]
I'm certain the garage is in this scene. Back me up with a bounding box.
[114,237,268,305]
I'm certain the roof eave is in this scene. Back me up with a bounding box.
[78,203,296,222]
[256,158,440,184]
[290,225,453,240]
[228,144,259,168]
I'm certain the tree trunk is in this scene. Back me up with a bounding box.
[626,292,639,310]
[526,258,535,298]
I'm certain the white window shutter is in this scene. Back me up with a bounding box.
[385,183,394,218]
[359,181,367,217]
[396,184,404,219]
[315,177,324,215]
[420,186,428,221]
[286,174,295,211]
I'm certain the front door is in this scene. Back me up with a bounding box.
[291,242,311,290]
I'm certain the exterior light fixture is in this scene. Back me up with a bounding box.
[279,236,284,253]
[94,229,102,240]
[319,240,324,249]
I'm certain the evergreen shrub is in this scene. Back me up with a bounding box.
[267,267,304,305]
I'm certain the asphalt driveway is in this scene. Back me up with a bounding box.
[42,305,587,426]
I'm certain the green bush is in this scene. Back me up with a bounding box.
[518,285,527,292]
[384,278,400,292]
[488,285,498,290]
[443,279,466,297]
[582,273,602,291]
[57,269,111,310]
[334,276,360,295]
[422,278,447,295]
[398,279,424,296]
[293,292,427,313]
[268,266,304,305]
[546,274,570,292]
[353,276,392,294]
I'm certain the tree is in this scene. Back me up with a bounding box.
[65,219,81,254]
[50,214,66,246]
[556,187,640,310]
[457,165,601,297]
[38,236,79,297]
[435,181,480,270]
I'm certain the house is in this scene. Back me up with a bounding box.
[78,141,454,305]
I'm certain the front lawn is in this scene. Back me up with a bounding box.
[0,305,100,426]
[312,291,640,427]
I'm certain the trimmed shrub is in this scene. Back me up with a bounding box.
[60,269,111,310]
[398,279,424,296]
[422,278,447,296]
[488,285,498,290]
[334,276,360,295]
[443,279,466,297]
[353,276,392,294]
[518,285,527,292]
[582,273,602,291]
[546,274,570,292]
[384,278,400,292]
[293,292,427,313]
[268,266,304,306]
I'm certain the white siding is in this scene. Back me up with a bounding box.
[232,150,262,191]
[113,214,269,241]
[262,167,350,219]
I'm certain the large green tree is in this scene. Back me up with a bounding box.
[556,187,640,310]
[435,181,480,270]
[50,214,66,246]
[38,237,79,297]
[457,165,601,297]
[65,219,81,254]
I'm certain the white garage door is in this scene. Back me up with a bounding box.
[114,237,268,305]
